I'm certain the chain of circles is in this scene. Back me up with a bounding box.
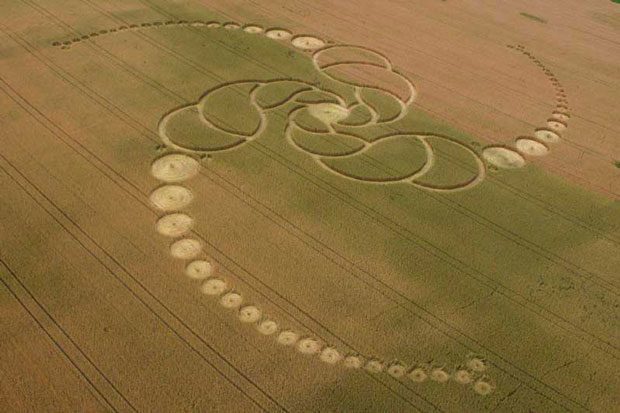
[52,17,497,396]
[149,152,495,396]
[482,44,571,169]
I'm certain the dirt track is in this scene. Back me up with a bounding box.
[1,1,618,412]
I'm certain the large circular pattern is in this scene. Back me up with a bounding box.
[185,260,214,280]
[156,213,194,237]
[151,154,200,182]
[201,278,228,296]
[149,185,193,211]
[135,20,504,398]
[170,238,202,259]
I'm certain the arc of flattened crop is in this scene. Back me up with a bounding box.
[292,87,348,111]
[312,44,417,115]
[313,44,393,71]
[254,80,314,110]
[352,88,380,125]
[315,134,435,184]
[410,135,487,193]
[196,80,267,140]
[318,62,415,119]
[285,120,368,159]
[158,104,245,154]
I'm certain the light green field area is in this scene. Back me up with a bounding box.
[1,0,618,412]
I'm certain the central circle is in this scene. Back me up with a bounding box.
[307,103,350,125]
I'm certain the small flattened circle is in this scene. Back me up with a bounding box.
[482,146,526,169]
[364,359,384,373]
[454,369,474,385]
[547,119,567,132]
[534,128,561,143]
[149,185,193,211]
[467,357,488,372]
[156,213,194,237]
[170,238,202,260]
[387,363,407,378]
[265,28,292,40]
[319,347,343,364]
[201,278,228,296]
[220,292,243,309]
[256,319,278,335]
[151,154,199,183]
[276,330,299,346]
[343,355,364,369]
[238,306,262,323]
[243,25,264,34]
[408,367,428,383]
[473,380,494,396]
[515,138,549,157]
[223,22,240,30]
[430,368,450,383]
[296,337,321,355]
[185,260,214,280]
[291,35,325,50]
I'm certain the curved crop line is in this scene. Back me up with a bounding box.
[313,44,393,71]
[293,87,348,109]
[318,158,427,184]
[158,105,246,154]
[196,80,264,138]
[319,60,388,71]
[411,135,486,192]
[288,126,367,158]
[255,83,314,110]
[337,102,374,127]
[319,61,414,111]
[353,87,379,124]
[285,111,369,160]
